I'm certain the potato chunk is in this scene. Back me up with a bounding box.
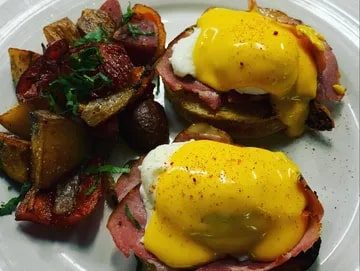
[8,48,40,85]
[30,110,89,189]
[0,99,48,140]
[0,133,31,183]
[43,17,80,44]
[76,9,116,36]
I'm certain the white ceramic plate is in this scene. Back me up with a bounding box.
[0,1,359,270]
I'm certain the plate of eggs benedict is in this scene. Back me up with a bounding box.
[0,0,358,271]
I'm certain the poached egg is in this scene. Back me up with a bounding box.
[139,140,308,268]
[169,7,327,137]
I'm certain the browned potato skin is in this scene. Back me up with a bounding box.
[76,9,116,36]
[165,84,286,140]
[43,17,80,44]
[30,110,89,189]
[8,48,40,85]
[120,99,169,152]
[79,68,154,127]
[0,133,30,183]
[0,99,48,140]
[174,123,233,144]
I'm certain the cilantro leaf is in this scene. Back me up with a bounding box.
[85,164,130,175]
[125,203,141,229]
[74,27,109,47]
[122,2,134,24]
[127,23,154,37]
[0,181,32,216]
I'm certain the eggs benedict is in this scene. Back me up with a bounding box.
[157,0,345,139]
[107,123,324,270]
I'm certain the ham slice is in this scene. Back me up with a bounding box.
[108,160,324,271]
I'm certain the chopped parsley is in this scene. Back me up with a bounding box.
[0,181,32,216]
[122,2,134,24]
[85,175,100,196]
[85,164,130,175]
[127,23,155,37]
[74,27,109,47]
[125,203,141,229]
[45,47,112,115]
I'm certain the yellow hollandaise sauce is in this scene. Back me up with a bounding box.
[144,140,308,268]
[192,8,319,137]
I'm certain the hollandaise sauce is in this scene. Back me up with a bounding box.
[144,140,308,268]
[192,8,319,136]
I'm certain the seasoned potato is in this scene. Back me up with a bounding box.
[79,88,134,127]
[120,99,169,152]
[8,48,40,85]
[30,110,89,189]
[0,99,48,140]
[77,9,116,36]
[79,67,154,127]
[43,17,80,44]
[0,133,31,183]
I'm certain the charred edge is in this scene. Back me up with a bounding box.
[306,100,334,131]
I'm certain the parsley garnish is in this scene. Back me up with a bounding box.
[0,181,32,216]
[85,175,100,196]
[46,47,112,115]
[85,164,130,175]
[122,2,134,24]
[74,27,109,47]
[125,203,141,229]
[127,23,155,37]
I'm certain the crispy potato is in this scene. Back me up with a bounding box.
[0,99,48,140]
[79,88,134,127]
[0,133,31,183]
[43,17,80,44]
[79,67,154,127]
[8,48,40,85]
[30,110,89,189]
[77,9,116,36]
[165,84,286,139]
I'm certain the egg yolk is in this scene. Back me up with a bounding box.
[144,140,308,268]
[192,8,319,137]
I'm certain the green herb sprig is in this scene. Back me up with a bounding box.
[85,175,101,196]
[0,181,32,216]
[85,164,131,175]
[125,203,141,229]
[122,2,134,24]
[127,23,155,38]
[74,27,109,47]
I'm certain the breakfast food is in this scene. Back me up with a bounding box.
[108,123,324,270]
[0,0,168,225]
[157,0,345,139]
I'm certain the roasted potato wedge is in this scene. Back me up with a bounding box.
[77,9,116,36]
[0,133,31,183]
[165,84,286,139]
[30,110,89,189]
[43,17,81,44]
[0,99,48,140]
[8,48,40,85]
[79,67,154,127]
